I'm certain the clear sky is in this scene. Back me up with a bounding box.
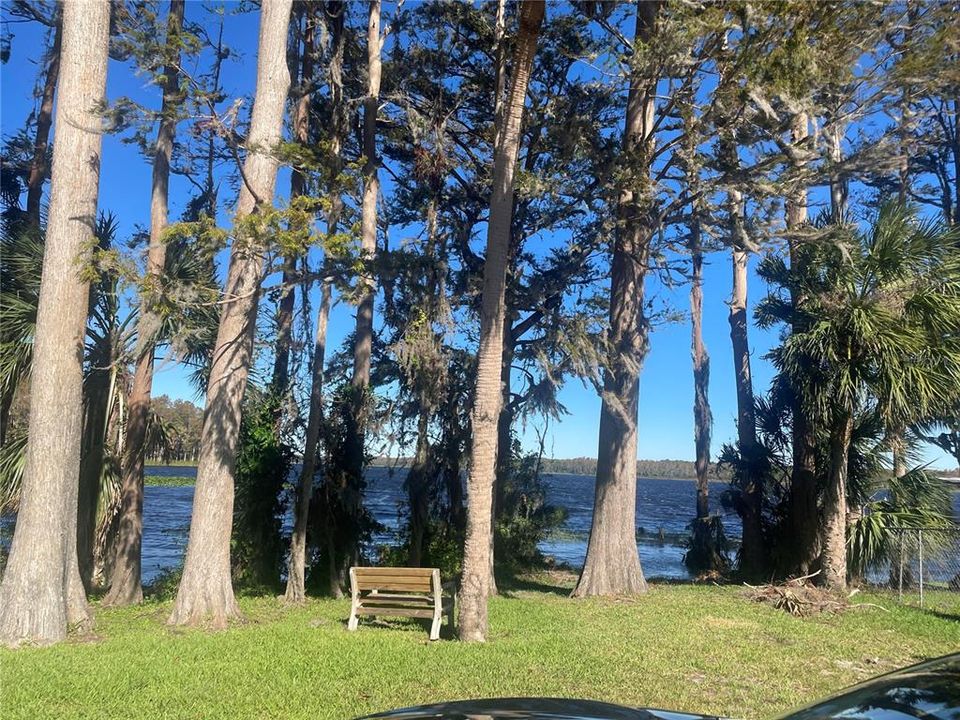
[1,3,954,470]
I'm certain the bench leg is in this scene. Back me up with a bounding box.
[348,595,359,631]
[430,608,441,641]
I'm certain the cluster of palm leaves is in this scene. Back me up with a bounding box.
[722,202,960,581]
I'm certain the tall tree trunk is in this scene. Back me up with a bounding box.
[572,2,658,599]
[727,192,765,577]
[106,0,185,607]
[340,0,383,573]
[0,0,109,648]
[784,112,819,577]
[25,7,63,226]
[168,0,293,627]
[459,0,544,643]
[820,411,852,591]
[828,111,848,219]
[272,4,316,394]
[284,279,331,602]
[690,223,711,523]
[283,0,344,604]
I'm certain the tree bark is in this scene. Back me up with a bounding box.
[0,0,109,648]
[690,223,711,522]
[284,278,331,602]
[820,411,852,591]
[271,4,316,394]
[25,7,63,226]
[106,0,185,607]
[283,0,343,604]
[459,0,544,643]
[572,1,658,599]
[168,0,292,628]
[783,111,819,577]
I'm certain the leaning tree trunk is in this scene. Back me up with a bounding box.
[284,278,331,602]
[820,411,853,591]
[24,7,63,226]
[340,0,383,575]
[106,0,185,607]
[690,214,713,536]
[783,111,819,577]
[271,3,316,394]
[572,1,658,599]
[168,0,292,628]
[0,0,109,648]
[459,0,544,643]
[283,0,343,604]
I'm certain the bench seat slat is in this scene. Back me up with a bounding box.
[355,580,433,592]
[358,597,435,608]
[355,607,436,619]
[353,567,435,577]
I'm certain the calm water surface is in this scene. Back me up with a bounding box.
[138,465,742,583]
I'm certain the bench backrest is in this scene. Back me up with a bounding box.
[350,566,439,594]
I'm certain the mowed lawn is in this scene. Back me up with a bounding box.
[2,577,958,720]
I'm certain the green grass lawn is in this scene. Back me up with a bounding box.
[2,577,957,720]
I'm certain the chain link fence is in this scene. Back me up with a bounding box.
[869,527,960,606]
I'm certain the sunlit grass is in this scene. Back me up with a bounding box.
[1,579,957,720]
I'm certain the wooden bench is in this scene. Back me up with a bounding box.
[348,566,454,640]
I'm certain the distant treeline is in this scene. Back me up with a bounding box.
[371,456,731,481]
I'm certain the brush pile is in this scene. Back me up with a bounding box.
[743,573,853,617]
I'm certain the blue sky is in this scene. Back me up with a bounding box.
[1,3,953,470]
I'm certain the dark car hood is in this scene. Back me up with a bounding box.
[358,697,719,720]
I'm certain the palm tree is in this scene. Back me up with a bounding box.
[459,0,545,643]
[758,203,960,591]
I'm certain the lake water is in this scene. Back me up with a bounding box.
[138,465,741,583]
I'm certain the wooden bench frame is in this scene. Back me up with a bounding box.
[347,566,454,640]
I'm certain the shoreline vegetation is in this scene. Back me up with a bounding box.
[144,457,960,486]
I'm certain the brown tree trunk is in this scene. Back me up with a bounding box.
[340,0,383,572]
[0,0,109,648]
[572,1,658,599]
[271,4,315,394]
[168,0,292,628]
[820,411,852,591]
[283,0,343,604]
[284,278,331,602]
[690,224,711,522]
[106,0,185,607]
[783,112,819,577]
[407,411,430,568]
[459,0,544,642]
[25,7,62,226]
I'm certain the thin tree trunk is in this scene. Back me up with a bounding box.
[459,0,544,643]
[284,278,331,602]
[272,4,315,394]
[340,0,382,574]
[828,112,847,219]
[690,224,711,522]
[820,411,852,591]
[106,0,185,607]
[283,0,343,604]
[0,0,109,648]
[783,111,819,577]
[407,411,430,568]
[25,7,63,226]
[572,1,658,599]
[169,0,292,627]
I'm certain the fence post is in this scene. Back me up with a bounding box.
[918,528,924,609]
[898,534,904,602]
